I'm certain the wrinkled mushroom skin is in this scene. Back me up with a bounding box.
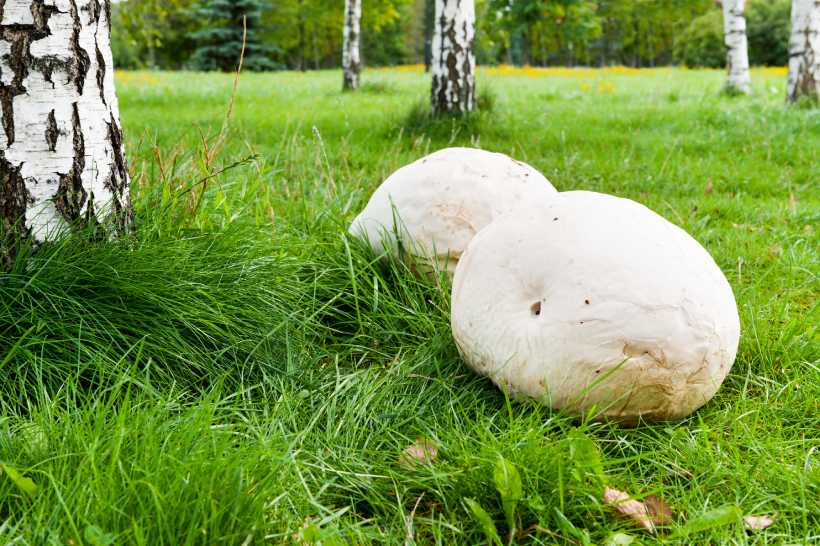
[451,191,740,424]
[349,147,557,276]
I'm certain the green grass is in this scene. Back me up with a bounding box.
[0,67,817,544]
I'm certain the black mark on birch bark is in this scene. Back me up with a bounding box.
[95,44,106,104]
[86,0,103,23]
[0,152,32,267]
[45,109,58,151]
[68,0,90,94]
[0,0,66,129]
[87,0,107,104]
[0,33,31,145]
[55,103,87,222]
[0,89,14,145]
[31,0,58,34]
[106,115,132,229]
[797,32,817,96]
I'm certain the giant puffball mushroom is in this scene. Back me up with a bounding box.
[349,147,557,276]
[451,191,740,424]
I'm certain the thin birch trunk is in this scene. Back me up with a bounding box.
[430,0,475,114]
[342,0,361,90]
[0,0,130,265]
[424,0,433,72]
[297,1,305,71]
[787,0,820,102]
[722,0,751,94]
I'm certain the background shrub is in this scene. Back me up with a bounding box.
[676,0,791,68]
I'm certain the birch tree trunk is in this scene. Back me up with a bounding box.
[424,0,433,72]
[722,0,751,94]
[342,0,361,91]
[0,0,130,265]
[787,0,820,102]
[431,0,475,114]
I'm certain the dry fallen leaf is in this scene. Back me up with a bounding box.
[644,494,673,526]
[744,514,776,531]
[603,487,655,533]
[788,192,797,213]
[704,180,714,194]
[399,437,438,466]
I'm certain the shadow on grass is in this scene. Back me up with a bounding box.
[395,87,503,142]
[334,81,399,97]
[359,81,399,95]
[720,85,750,99]
[790,94,819,109]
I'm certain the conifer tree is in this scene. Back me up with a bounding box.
[190,0,278,71]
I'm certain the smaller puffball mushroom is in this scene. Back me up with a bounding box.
[451,191,740,423]
[349,147,557,276]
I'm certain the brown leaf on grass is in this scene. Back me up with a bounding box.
[399,437,438,466]
[603,487,655,533]
[743,514,776,531]
[644,494,673,526]
[788,192,797,213]
[704,180,714,194]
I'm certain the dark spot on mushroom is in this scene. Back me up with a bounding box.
[530,301,541,316]
[553,217,559,221]
[580,321,584,324]
[596,369,601,374]
[585,299,590,305]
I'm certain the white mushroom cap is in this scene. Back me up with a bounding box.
[451,191,740,423]
[349,147,557,275]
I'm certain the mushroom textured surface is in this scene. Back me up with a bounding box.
[349,147,557,275]
[451,191,740,423]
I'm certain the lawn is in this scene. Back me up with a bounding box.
[0,66,817,544]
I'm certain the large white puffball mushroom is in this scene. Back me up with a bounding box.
[451,191,740,423]
[349,147,557,275]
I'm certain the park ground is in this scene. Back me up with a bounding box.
[0,66,817,544]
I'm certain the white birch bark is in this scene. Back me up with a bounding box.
[342,0,361,90]
[431,0,475,114]
[787,0,820,102]
[722,0,751,94]
[0,0,130,262]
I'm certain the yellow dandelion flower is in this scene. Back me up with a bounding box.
[597,80,615,94]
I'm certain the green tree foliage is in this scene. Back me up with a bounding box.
[746,0,790,66]
[109,0,791,70]
[675,0,791,68]
[479,0,719,67]
[674,9,724,68]
[264,0,412,69]
[111,0,200,69]
[190,0,280,71]
[588,0,715,67]
[484,0,602,66]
